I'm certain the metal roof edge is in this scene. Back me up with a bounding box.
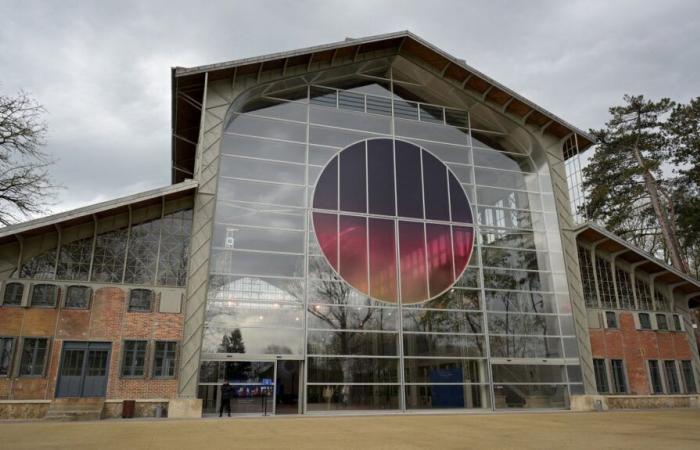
[575,221,700,289]
[0,180,198,239]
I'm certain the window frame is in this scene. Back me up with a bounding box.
[18,337,51,378]
[637,312,652,330]
[120,339,149,378]
[593,358,609,394]
[672,314,682,332]
[29,283,59,308]
[604,311,618,329]
[647,359,664,394]
[63,285,92,310]
[1,282,25,307]
[655,313,668,331]
[0,336,16,377]
[681,360,697,394]
[127,289,154,313]
[610,359,628,394]
[152,340,179,379]
[663,360,682,394]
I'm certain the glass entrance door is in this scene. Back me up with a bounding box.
[198,359,303,415]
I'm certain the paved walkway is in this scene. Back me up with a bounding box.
[2,409,700,449]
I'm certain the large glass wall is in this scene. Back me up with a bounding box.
[201,58,582,412]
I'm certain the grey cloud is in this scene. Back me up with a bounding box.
[1,0,698,217]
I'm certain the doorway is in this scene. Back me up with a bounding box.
[275,359,301,414]
[56,342,111,398]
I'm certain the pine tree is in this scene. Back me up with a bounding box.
[583,95,688,272]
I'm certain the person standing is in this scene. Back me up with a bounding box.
[219,381,233,417]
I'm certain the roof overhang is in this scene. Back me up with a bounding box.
[171,31,595,183]
[575,222,700,300]
[0,180,198,245]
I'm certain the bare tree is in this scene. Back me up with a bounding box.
[0,90,54,225]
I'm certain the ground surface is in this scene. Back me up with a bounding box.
[2,409,700,450]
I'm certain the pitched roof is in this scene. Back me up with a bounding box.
[171,31,595,183]
[576,222,700,300]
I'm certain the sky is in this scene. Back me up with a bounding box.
[1,0,699,218]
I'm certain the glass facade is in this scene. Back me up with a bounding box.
[198,63,581,412]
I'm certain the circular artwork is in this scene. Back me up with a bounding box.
[312,138,474,304]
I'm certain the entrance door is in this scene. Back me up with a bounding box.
[275,360,301,414]
[56,342,111,398]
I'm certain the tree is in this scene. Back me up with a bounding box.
[583,95,688,272]
[0,90,53,225]
[218,328,246,353]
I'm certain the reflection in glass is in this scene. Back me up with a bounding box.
[307,385,399,411]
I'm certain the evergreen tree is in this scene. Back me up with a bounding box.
[583,95,688,272]
[218,328,246,353]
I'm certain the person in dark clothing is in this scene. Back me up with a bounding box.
[219,381,234,417]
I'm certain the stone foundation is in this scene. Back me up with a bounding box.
[571,394,700,411]
[0,400,51,419]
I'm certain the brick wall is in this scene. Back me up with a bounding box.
[0,285,183,401]
[589,312,693,395]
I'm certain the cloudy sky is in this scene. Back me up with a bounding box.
[2,0,699,217]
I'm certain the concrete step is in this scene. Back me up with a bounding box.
[44,398,105,421]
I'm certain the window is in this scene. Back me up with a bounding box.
[19,338,49,376]
[0,337,15,376]
[681,360,696,394]
[64,286,91,309]
[593,358,609,393]
[635,278,652,310]
[638,313,652,330]
[128,289,153,312]
[153,341,177,378]
[664,361,681,394]
[121,340,147,377]
[648,360,664,394]
[2,282,24,306]
[30,284,58,307]
[656,314,668,331]
[672,314,682,331]
[610,359,627,393]
[595,257,616,309]
[577,246,597,307]
[605,311,617,328]
[615,268,634,309]
[655,289,670,311]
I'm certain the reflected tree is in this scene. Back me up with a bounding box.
[218,329,246,353]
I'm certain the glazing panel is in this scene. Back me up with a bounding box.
[493,384,568,409]
[447,164,472,184]
[313,213,338,269]
[309,126,372,148]
[421,142,470,165]
[309,146,338,166]
[221,134,306,163]
[489,336,563,358]
[395,141,424,218]
[404,288,480,311]
[449,174,472,223]
[367,139,396,215]
[488,313,561,336]
[201,326,304,355]
[452,226,474,278]
[477,187,537,211]
[307,357,399,383]
[306,385,399,411]
[483,268,553,292]
[402,310,483,334]
[479,229,543,251]
[310,106,391,134]
[209,249,304,278]
[307,305,397,331]
[426,224,454,297]
[339,142,366,213]
[405,384,489,409]
[215,201,304,230]
[220,155,305,185]
[227,114,306,142]
[307,280,395,308]
[213,224,304,254]
[399,221,428,303]
[207,275,304,304]
[307,330,398,356]
[218,178,305,207]
[395,119,468,145]
[338,215,368,294]
[403,333,484,358]
[470,131,525,155]
[240,97,307,122]
[481,247,550,271]
[368,218,397,302]
[422,151,450,221]
[485,290,557,314]
[477,207,542,230]
[472,148,534,172]
[475,167,535,192]
[404,358,485,383]
[314,157,337,210]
